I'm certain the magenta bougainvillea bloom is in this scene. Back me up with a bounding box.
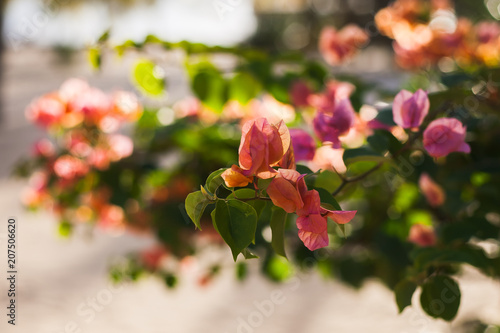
[419,173,446,207]
[26,93,66,128]
[407,224,436,247]
[313,98,356,148]
[290,129,316,162]
[423,118,470,158]
[392,89,429,130]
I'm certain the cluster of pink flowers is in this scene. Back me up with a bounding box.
[22,79,143,232]
[221,118,357,251]
[319,25,369,66]
[376,0,500,69]
[393,89,470,158]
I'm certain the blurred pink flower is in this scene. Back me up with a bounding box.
[26,94,66,128]
[289,81,312,107]
[290,129,316,162]
[313,99,356,148]
[408,224,436,247]
[59,78,90,103]
[87,148,111,170]
[98,204,125,231]
[68,87,111,124]
[423,118,470,158]
[32,139,55,158]
[112,91,143,121]
[311,145,346,174]
[392,89,429,130]
[108,134,134,161]
[419,173,446,207]
[53,155,89,180]
[319,25,369,65]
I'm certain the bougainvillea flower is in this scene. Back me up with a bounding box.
[311,145,346,174]
[296,190,356,251]
[32,139,55,158]
[423,118,470,158]
[308,81,355,109]
[313,99,356,148]
[237,118,290,178]
[419,173,446,207]
[26,93,66,128]
[289,81,312,107]
[221,165,253,188]
[319,25,369,65]
[108,134,134,161]
[267,169,307,213]
[68,87,111,124]
[290,129,316,162]
[392,89,429,130]
[112,91,143,121]
[53,155,89,180]
[408,224,436,247]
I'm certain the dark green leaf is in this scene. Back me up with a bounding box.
[270,207,288,258]
[205,168,227,194]
[343,147,389,165]
[236,262,248,281]
[211,200,258,261]
[420,275,461,321]
[242,248,259,259]
[314,187,342,210]
[185,191,213,229]
[395,279,417,313]
[192,70,227,112]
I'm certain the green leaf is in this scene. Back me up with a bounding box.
[205,168,227,194]
[227,189,266,216]
[211,200,258,261]
[242,248,259,259]
[88,47,101,70]
[192,69,227,112]
[185,191,213,229]
[374,107,396,127]
[420,275,461,321]
[133,60,165,96]
[58,221,73,238]
[314,187,342,211]
[295,164,313,175]
[343,147,389,165]
[265,255,293,282]
[229,72,261,104]
[270,207,288,258]
[394,279,417,313]
[97,29,110,43]
[236,262,248,281]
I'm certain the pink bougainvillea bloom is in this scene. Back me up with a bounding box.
[237,118,290,178]
[423,118,470,158]
[311,145,347,174]
[308,81,355,108]
[392,89,429,130]
[59,78,90,102]
[68,87,111,124]
[419,173,446,207]
[476,21,500,44]
[289,81,312,107]
[32,139,55,158]
[267,169,307,213]
[296,190,356,251]
[87,148,111,170]
[408,224,437,247]
[112,91,143,121]
[53,155,89,180]
[313,98,356,148]
[98,204,125,231]
[173,97,202,118]
[290,129,316,162]
[108,134,134,161]
[221,165,253,188]
[319,25,369,65]
[26,93,66,128]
